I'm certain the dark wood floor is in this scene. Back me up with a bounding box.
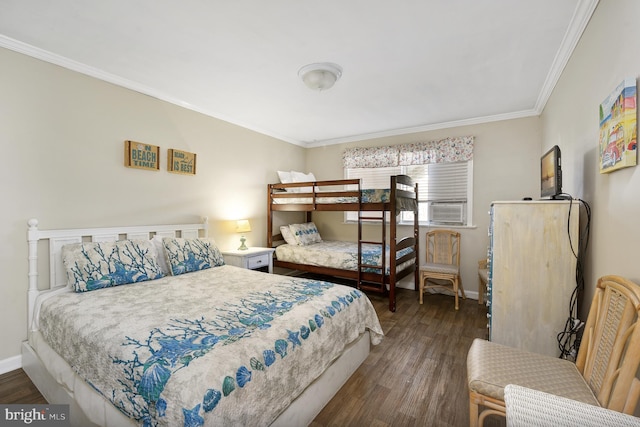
[310,288,503,427]
[0,288,504,426]
[0,368,47,404]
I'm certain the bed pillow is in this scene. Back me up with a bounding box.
[162,237,225,276]
[290,170,316,193]
[150,235,171,276]
[277,170,293,184]
[62,240,165,292]
[288,222,322,246]
[279,225,298,245]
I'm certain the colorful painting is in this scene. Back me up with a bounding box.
[599,78,637,173]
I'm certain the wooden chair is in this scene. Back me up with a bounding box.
[477,259,488,305]
[467,275,640,427]
[419,229,464,310]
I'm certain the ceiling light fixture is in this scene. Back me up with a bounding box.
[298,62,342,91]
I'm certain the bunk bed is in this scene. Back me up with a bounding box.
[267,175,419,312]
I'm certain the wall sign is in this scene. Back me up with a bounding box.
[124,140,160,171]
[168,149,197,175]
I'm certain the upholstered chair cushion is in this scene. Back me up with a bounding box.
[467,338,599,405]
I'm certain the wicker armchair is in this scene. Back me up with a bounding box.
[504,384,640,427]
[467,275,640,426]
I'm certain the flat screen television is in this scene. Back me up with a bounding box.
[541,145,562,199]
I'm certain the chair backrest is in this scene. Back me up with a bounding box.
[576,275,640,414]
[425,229,460,267]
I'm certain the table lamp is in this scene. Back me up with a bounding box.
[236,219,251,250]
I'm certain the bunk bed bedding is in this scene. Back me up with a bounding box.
[275,241,415,274]
[272,188,416,211]
[31,264,383,427]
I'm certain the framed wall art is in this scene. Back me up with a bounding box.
[598,78,637,174]
[168,149,197,175]
[124,140,160,171]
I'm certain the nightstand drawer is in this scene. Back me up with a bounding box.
[221,247,275,273]
[247,253,270,270]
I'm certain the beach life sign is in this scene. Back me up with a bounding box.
[168,149,197,175]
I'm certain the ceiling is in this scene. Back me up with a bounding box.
[0,1,598,147]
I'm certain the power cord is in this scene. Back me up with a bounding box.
[556,195,591,360]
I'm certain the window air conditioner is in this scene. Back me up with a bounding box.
[429,203,465,225]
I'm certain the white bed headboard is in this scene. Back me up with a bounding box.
[26,217,208,329]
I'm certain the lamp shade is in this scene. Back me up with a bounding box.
[298,63,342,91]
[236,219,251,233]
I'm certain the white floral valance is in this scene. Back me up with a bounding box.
[343,136,474,168]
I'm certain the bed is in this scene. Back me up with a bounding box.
[22,218,384,427]
[267,174,419,312]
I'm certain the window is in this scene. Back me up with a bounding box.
[342,136,474,226]
[345,160,473,226]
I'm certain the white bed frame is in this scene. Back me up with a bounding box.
[23,217,370,426]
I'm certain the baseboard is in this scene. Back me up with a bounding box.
[0,354,22,375]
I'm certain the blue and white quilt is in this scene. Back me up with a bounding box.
[275,240,415,274]
[37,265,383,426]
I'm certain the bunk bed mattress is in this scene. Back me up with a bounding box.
[33,265,383,427]
[275,241,415,273]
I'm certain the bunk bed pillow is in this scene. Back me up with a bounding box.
[277,170,292,185]
[288,222,323,245]
[62,240,165,292]
[162,237,225,276]
[280,226,298,245]
[290,171,316,193]
[277,170,316,193]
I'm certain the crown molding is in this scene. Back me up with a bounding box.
[0,34,304,147]
[1,0,598,149]
[534,0,600,113]
[302,109,540,147]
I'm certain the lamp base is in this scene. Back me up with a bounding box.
[238,236,248,251]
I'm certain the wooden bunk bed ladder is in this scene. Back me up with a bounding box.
[357,212,387,296]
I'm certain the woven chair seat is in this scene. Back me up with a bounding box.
[420,262,459,275]
[467,338,599,405]
[505,384,640,427]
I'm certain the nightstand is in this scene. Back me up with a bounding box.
[222,247,276,273]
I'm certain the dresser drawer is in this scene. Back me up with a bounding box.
[247,253,270,270]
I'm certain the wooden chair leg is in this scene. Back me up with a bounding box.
[469,398,479,427]
[459,277,466,299]
[419,274,424,304]
[454,279,459,310]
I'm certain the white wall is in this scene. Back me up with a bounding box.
[541,0,640,314]
[306,117,542,294]
[0,47,306,368]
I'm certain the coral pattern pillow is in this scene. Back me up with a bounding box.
[288,222,322,246]
[162,237,225,275]
[62,240,165,292]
